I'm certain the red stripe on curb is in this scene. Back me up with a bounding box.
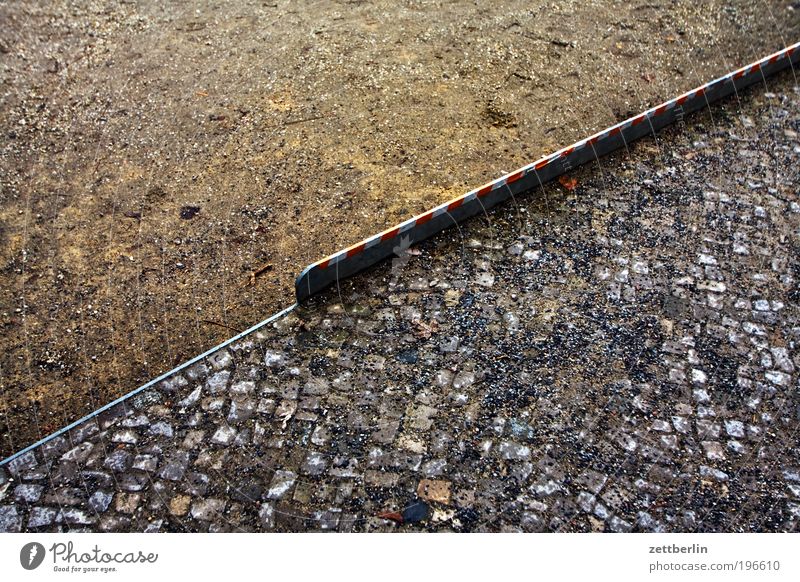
[507,171,524,184]
[381,228,400,242]
[447,198,465,211]
[416,212,434,225]
[346,243,365,258]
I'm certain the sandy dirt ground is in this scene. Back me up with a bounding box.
[1,0,798,457]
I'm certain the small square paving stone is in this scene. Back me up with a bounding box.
[183,472,211,496]
[132,454,159,472]
[179,386,202,409]
[311,426,331,446]
[89,490,114,513]
[317,509,342,530]
[115,493,141,514]
[421,459,447,477]
[14,484,44,503]
[27,506,57,528]
[230,380,255,394]
[80,470,114,489]
[99,515,131,532]
[266,470,297,500]
[406,404,437,430]
[372,421,400,445]
[70,420,100,442]
[365,470,399,487]
[44,487,84,505]
[301,452,327,476]
[206,370,231,393]
[132,390,162,410]
[209,350,233,370]
[293,482,314,504]
[702,441,726,461]
[104,449,133,472]
[190,498,225,521]
[149,421,174,437]
[158,451,190,481]
[417,479,452,504]
[6,451,37,476]
[58,508,96,526]
[121,413,150,427]
[112,430,139,444]
[182,430,205,449]
[169,495,192,516]
[499,441,531,461]
[41,436,69,460]
[259,503,276,529]
[159,374,188,393]
[211,424,237,446]
[60,442,94,464]
[0,505,21,532]
[119,472,149,492]
[227,398,256,423]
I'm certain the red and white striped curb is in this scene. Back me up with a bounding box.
[296,41,800,301]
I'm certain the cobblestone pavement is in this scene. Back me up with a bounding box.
[1,73,799,533]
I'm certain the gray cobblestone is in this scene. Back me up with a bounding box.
[267,470,297,500]
[0,505,21,532]
[7,451,37,476]
[88,490,114,513]
[14,483,43,503]
[27,506,57,528]
[103,449,132,472]
[191,498,225,521]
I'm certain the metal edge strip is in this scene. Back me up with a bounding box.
[294,41,800,301]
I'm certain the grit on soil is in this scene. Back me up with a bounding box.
[1,0,798,457]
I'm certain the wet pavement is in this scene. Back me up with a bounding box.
[1,72,799,533]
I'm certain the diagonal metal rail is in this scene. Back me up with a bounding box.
[295,41,800,301]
